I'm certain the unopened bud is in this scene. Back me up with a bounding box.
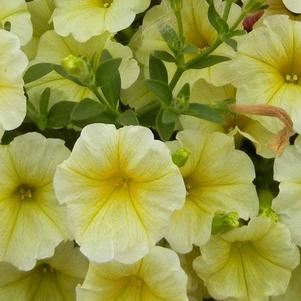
[212,212,240,235]
[172,148,190,167]
[61,55,91,84]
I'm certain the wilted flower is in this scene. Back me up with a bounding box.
[54,123,186,264]
[77,246,188,301]
[0,132,70,270]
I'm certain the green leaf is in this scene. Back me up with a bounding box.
[190,55,230,69]
[39,88,50,116]
[96,58,122,107]
[207,0,229,34]
[47,101,77,128]
[71,99,104,121]
[24,63,67,83]
[149,54,168,83]
[99,49,113,64]
[182,103,224,124]
[159,24,181,54]
[162,108,179,123]
[224,37,238,51]
[153,50,176,63]
[156,110,175,141]
[117,110,139,125]
[144,79,173,105]
[136,101,161,127]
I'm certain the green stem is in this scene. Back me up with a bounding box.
[169,67,185,90]
[186,38,222,69]
[223,0,233,21]
[175,11,184,42]
[229,11,248,31]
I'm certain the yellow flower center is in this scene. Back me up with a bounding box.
[101,0,113,8]
[18,186,33,201]
[285,73,299,84]
[39,263,55,273]
[115,176,131,188]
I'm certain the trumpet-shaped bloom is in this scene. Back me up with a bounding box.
[180,79,276,158]
[0,132,70,271]
[272,259,301,300]
[26,30,139,107]
[273,136,301,246]
[132,0,240,88]
[165,130,258,253]
[193,217,300,301]
[0,241,88,301]
[0,0,32,45]
[228,15,301,134]
[54,124,186,264]
[77,246,188,301]
[53,0,151,42]
[0,30,27,133]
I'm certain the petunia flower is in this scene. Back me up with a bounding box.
[272,135,301,247]
[0,29,28,134]
[54,123,186,264]
[0,132,71,271]
[26,30,139,107]
[271,257,301,300]
[0,0,32,45]
[227,15,301,135]
[52,0,151,42]
[165,129,259,253]
[77,246,188,301]
[0,241,88,301]
[193,216,300,301]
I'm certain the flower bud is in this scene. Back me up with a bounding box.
[172,148,190,167]
[212,212,240,234]
[61,54,91,84]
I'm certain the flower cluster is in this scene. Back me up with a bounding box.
[1,0,301,300]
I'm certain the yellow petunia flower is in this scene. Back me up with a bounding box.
[193,216,300,301]
[0,241,88,301]
[0,30,28,134]
[52,0,151,42]
[165,130,259,253]
[272,135,301,247]
[77,246,188,301]
[54,123,186,264]
[271,256,301,301]
[228,15,301,135]
[26,30,139,107]
[0,0,32,46]
[0,132,71,271]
